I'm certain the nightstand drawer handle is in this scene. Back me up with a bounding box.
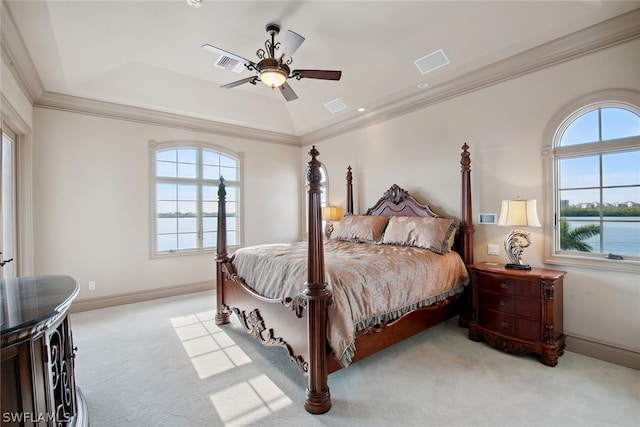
[500,321,509,328]
[500,301,509,308]
[500,282,509,290]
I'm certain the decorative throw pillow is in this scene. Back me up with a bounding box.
[382,216,457,254]
[330,215,390,243]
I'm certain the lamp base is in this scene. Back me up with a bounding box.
[324,222,334,240]
[505,263,531,271]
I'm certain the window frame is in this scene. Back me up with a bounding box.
[542,90,640,272]
[1,106,34,277]
[149,140,243,258]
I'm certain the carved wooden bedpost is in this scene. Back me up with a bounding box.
[346,165,353,215]
[460,143,474,266]
[459,144,475,327]
[215,177,230,325]
[304,146,332,414]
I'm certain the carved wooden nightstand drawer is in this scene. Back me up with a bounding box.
[478,308,540,342]
[475,272,539,298]
[468,262,566,367]
[478,291,541,319]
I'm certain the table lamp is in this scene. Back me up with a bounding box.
[497,198,541,270]
[322,206,343,239]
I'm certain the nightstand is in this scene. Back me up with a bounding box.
[468,262,566,366]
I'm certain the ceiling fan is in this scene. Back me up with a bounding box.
[202,23,342,101]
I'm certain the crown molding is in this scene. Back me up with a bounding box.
[1,1,44,104]
[35,92,301,147]
[299,8,640,145]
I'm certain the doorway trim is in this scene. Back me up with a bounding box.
[2,94,34,276]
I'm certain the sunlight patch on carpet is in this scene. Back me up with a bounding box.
[171,311,294,424]
[209,374,293,426]
[171,312,252,379]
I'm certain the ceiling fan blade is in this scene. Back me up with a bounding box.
[202,44,256,68]
[293,69,342,81]
[280,82,298,102]
[221,76,258,89]
[276,30,305,60]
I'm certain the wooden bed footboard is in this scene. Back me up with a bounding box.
[217,256,310,372]
[215,144,474,414]
[216,146,332,413]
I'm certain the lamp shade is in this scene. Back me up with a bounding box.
[497,199,541,227]
[322,206,343,221]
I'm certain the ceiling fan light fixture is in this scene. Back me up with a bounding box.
[259,68,288,88]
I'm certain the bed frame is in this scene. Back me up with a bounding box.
[215,144,474,414]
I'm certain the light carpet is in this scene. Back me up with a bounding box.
[70,290,639,427]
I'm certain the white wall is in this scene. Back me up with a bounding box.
[32,108,301,301]
[307,40,640,353]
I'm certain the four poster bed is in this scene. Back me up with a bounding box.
[214,144,475,414]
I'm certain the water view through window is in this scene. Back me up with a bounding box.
[155,147,239,254]
[557,107,639,258]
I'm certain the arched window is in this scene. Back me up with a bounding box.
[150,141,241,256]
[319,165,328,208]
[544,90,640,270]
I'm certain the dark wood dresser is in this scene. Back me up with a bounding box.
[467,262,566,366]
[1,276,88,426]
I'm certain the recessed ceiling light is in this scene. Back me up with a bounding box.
[418,82,429,89]
[357,107,366,112]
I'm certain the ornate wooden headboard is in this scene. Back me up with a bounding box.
[364,184,442,218]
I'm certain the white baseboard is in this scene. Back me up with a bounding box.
[566,335,639,370]
[70,281,214,313]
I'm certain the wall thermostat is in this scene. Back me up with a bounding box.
[479,213,497,224]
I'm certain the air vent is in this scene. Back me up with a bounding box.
[414,49,450,75]
[215,55,245,73]
[324,98,346,114]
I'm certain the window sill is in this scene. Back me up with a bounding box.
[544,253,640,273]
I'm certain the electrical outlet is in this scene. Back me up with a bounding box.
[487,244,500,256]
[88,281,96,290]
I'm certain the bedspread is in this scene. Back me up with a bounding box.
[231,240,469,367]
